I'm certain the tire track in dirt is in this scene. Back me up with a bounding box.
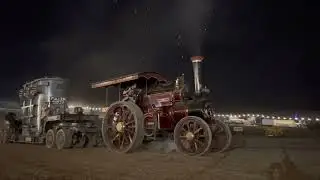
[1,136,320,180]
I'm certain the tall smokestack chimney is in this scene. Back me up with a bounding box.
[191,56,204,95]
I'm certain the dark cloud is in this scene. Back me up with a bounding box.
[40,0,214,103]
[23,0,313,110]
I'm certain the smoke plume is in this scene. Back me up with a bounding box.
[174,0,213,55]
[41,0,213,104]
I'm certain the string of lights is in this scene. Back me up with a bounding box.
[67,104,320,122]
[68,105,107,112]
[214,113,320,121]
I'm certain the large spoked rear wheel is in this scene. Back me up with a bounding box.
[174,116,212,156]
[45,129,55,148]
[211,119,232,153]
[102,101,144,153]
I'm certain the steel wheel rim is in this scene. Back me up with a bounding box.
[104,104,137,152]
[56,130,65,148]
[46,130,54,147]
[175,118,212,155]
[46,132,54,146]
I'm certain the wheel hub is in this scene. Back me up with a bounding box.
[185,131,195,141]
[116,122,125,132]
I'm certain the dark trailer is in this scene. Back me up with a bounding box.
[1,77,101,149]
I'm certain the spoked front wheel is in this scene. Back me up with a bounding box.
[174,116,212,156]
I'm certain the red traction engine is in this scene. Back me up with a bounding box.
[91,56,232,156]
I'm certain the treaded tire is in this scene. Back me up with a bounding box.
[55,128,73,150]
[45,129,56,149]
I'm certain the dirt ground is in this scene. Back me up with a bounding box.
[0,130,320,180]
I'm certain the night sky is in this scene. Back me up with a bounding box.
[0,0,318,112]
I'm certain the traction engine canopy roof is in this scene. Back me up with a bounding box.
[91,72,168,89]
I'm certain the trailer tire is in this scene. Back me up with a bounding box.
[45,129,56,148]
[55,128,73,150]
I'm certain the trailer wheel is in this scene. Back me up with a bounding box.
[174,116,213,156]
[102,101,144,153]
[45,129,56,148]
[55,129,73,150]
[211,119,232,153]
